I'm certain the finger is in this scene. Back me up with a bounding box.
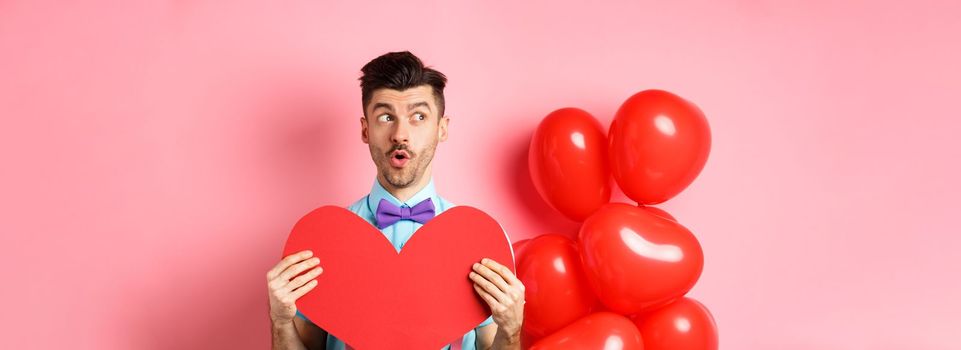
[473,283,502,311]
[267,250,313,280]
[268,250,313,279]
[470,270,509,304]
[482,258,522,286]
[473,262,511,294]
[284,266,324,292]
[278,257,321,283]
[289,279,319,300]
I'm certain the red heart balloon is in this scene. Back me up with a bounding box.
[529,107,611,221]
[529,312,644,350]
[512,238,532,259]
[639,205,677,222]
[283,206,515,350]
[608,89,711,205]
[578,203,704,315]
[631,297,718,350]
[516,234,598,340]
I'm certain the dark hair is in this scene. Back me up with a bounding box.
[359,51,447,118]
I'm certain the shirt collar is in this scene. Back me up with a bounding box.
[367,176,438,211]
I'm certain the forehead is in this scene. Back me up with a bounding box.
[369,85,436,110]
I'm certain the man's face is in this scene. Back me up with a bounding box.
[361,85,449,189]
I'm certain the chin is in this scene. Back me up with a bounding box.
[383,170,418,188]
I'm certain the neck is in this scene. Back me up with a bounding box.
[378,165,433,203]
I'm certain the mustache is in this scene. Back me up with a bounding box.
[386,144,416,158]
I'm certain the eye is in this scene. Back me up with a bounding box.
[414,113,426,121]
[378,114,393,122]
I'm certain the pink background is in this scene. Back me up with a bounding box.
[2,1,959,349]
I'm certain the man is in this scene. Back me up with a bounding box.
[266,51,525,350]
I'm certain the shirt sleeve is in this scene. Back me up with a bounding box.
[478,315,494,327]
[296,309,310,322]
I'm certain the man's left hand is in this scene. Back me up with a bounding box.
[470,258,525,338]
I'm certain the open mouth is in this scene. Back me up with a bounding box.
[389,150,411,168]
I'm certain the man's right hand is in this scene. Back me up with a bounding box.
[267,249,324,325]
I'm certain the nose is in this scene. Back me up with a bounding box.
[391,119,409,145]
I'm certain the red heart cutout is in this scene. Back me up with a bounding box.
[283,206,515,349]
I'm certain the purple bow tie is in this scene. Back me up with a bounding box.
[374,198,436,229]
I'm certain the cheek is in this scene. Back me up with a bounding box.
[367,129,389,144]
[366,136,386,153]
[415,126,439,142]
[412,136,432,151]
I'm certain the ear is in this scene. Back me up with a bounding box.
[438,115,450,142]
[360,116,369,144]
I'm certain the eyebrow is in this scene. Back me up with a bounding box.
[408,101,431,112]
[371,102,394,113]
[371,101,432,114]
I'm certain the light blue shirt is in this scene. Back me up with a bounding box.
[296,177,495,349]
